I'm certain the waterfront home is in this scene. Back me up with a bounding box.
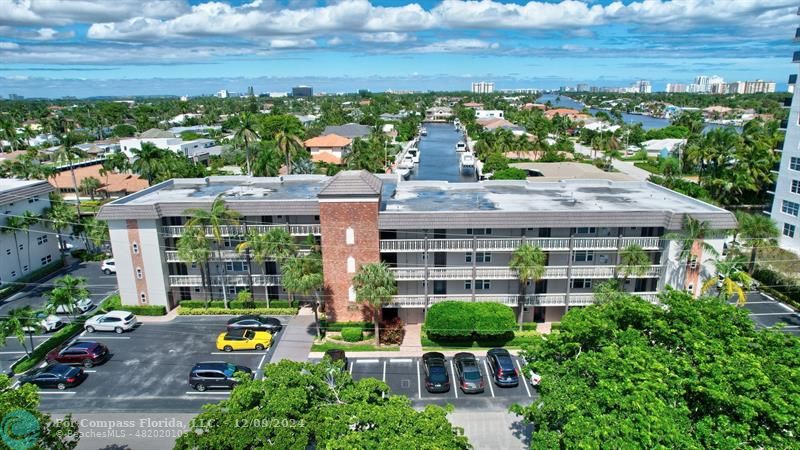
[304,134,352,164]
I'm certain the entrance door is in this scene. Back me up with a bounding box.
[433,280,447,295]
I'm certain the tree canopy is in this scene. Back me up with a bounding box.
[175,360,471,449]
[513,289,800,449]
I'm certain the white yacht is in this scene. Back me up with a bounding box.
[420,127,428,136]
[395,167,411,179]
[408,148,420,164]
[455,141,467,152]
[399,154,415,169]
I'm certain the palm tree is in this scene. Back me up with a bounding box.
[79,176,102,200]
[235,228,297,306]
[701,256,754,307]
[667,216,720,267]
[184,195,240,308]
[20,211,39,271]
[616,244,650,288]
[0,306,38,356]
[281,254,324,338]
[352,262,396,346]
[233,112,259,176]
[1,217,25,277]
[275,129,304,175]
[0,117,20,152]
[509,243,546,330]
[52,134,87,216]
[177,225,212,305]
[737,213,779,273]
[44,194,77,254]
[82,216,108,252]
[46,275,89,319]
[131,142,168,185]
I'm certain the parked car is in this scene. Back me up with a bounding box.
[55,298,94,315]
[18,363,87,390]
[422,352,450,393]
[100,259,116,275]
[84,311,137,334]
[226,315,283,334]
[323,348,348,369]
[453,352,484,394]
[23,313,63,333]
[189,362,253,392]
[486,348,519,387]
[216,329,272,352]
[46,341,109,368]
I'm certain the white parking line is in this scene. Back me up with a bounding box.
[184,391,230,396]
[382,360,387,399]
[389,358,413,363]
[209,352,266,355]
[449,359,458,399]
[255,353,268,380]
[416,360,421,399]
[482,359,495,398]
[749,313,799,316]
[0,351,28,355]
[38,391,77,395]
[355,359,380,364]
[76,336,131,339]
[83,370,97,373]
[348,360,354,375]
[515,360,532,398]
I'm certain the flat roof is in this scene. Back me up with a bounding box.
[0,178,46,192]
[510,162,634,182]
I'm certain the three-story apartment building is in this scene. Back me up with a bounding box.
[98,171,735,324]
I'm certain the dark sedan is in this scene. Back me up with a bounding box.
[422,352,450,393]
[189,362,253,392]
[19,364,87,390]
[487,348,519,387]
[454,352,484,394]
[46,341,109,368]
[226,315,283,333]
[323,349,348,370]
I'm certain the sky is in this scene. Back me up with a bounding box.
[0,0,798,98]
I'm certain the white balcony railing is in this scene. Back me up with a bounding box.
[168,274,281,287]
[389,265,661,281]
[380,236,662,253]
[162,224,320,237]
[388,291,661,308]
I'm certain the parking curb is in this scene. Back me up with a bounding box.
[308,349,522,359]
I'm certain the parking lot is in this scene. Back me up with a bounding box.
[35,315,290,413]
[739,291,800,336]
[312,355,537,410]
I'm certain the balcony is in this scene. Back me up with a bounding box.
[168,274,281,287]
[379,236,661,253]
[161,224,320,238]
[390,265,662,281]
[387,292,660,308]
[165,250,247,262]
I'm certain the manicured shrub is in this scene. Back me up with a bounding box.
[322,321,372,333]
[425,302,515,341]
[340,327,364,342]
[178,307,298,316]
[179,300,292,309]
[380,317,405,345]
[102,294,166,316]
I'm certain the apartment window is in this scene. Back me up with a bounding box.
[466,279,491,290]
[467,228,492,235]
[36,236,48,245]
[5,249,10,256]
[347,256,356,273]
[228,286,237,295]
[784,223,796,238]
[348,285,356,302]
[40,255,51,266]
[191,262,197,269]
[792,179,800,194]
[570,279,592,289]
[792,157,800,171]
[573,250,594,262]
[573,227,596,235]
[140,292,147,303]
[136,267,143,279]
[225,262,249,272]
[22,265,28,272]
[782,200,800,217]
[346,227,355,245]
[465,253,472,263]
[194,287,201,293]
[132,242,139,254]
[18,244,23,251]
[11,271,16,277]
[476,252,491,263]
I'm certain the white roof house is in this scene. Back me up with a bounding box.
[641,138,686,156]
[120,129,225,162]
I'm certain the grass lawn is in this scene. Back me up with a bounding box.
[311,341,400,352]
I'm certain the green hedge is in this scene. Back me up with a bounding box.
[178,307,298,316]
[102,294,167,316]
[12,322,84,374]
[179,300,292,309]
[321,321,372,333]
[421,329,540,349]
[425,302,515,341]
[340,327,364,342]
[0,258,65,301]
[752,266,800,310]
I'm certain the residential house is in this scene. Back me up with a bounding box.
[303,134,352,165]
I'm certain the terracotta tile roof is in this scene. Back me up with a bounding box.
[463,102,483,108]
[49,163,148,194]
[304,134,352,148]
[310,151,343,164]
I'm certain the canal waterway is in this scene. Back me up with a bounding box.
[409,122,476,182]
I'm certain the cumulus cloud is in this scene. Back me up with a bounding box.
[406,38,499,53]
[269,38,316,49]
[0,42,20,49]
[1,0,188,26]
[359,32,413,43]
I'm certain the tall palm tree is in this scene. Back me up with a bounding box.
[616,244,650,288]
[52,134,88,217]
[667,216,720,267]
[0,306,37,356]
[701,256,753,307]
[132,142,168,186]
[275,129,304,175]
[46,275,89,319]
[738,213,779,273]
[20,211,40,271]
[177,225,212,305]
[233,112,259,176]
[509,243,546,330]
[0,117,20,152]
[44,194,77,254]
[281,254,324,338]
[79,176,101,200]
[1,217,24,277]
[82,216,108,252]
[184,195,240,308]
[352,262,396,346]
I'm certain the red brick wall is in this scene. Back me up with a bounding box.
[319,201,380,321]
[126,219,148,306]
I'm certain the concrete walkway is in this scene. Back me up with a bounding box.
[272,314,317,362]
[400,323,422,353]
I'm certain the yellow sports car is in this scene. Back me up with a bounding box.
[216,329,272,352]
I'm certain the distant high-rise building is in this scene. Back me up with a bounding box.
[666,83,687,93]
[769,29,800,253]
[744,80,776,94]
[693,75,725,93]
[727,82,746,94]
[8,94,23,100]
[292,86,313,97]
[634,80,652,93]
[247,86,255,97]
[576,83,589,92]
[216,89,229,99]
[180,95,189,102]
[471,81,494,94]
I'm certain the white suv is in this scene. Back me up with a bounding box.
[84,310,137,334]
[55,298,94,315]
[100,259,116,275]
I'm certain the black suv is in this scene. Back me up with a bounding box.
[487,348,519,387]
[454,352,484,394]
[422,352,450,393]
[189,362,253,391]
[226,315,283,333]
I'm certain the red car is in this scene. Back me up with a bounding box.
[46,341,109,368]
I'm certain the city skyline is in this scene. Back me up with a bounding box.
[0,0,797,98]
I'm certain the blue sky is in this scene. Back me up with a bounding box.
[0,0,797,97]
